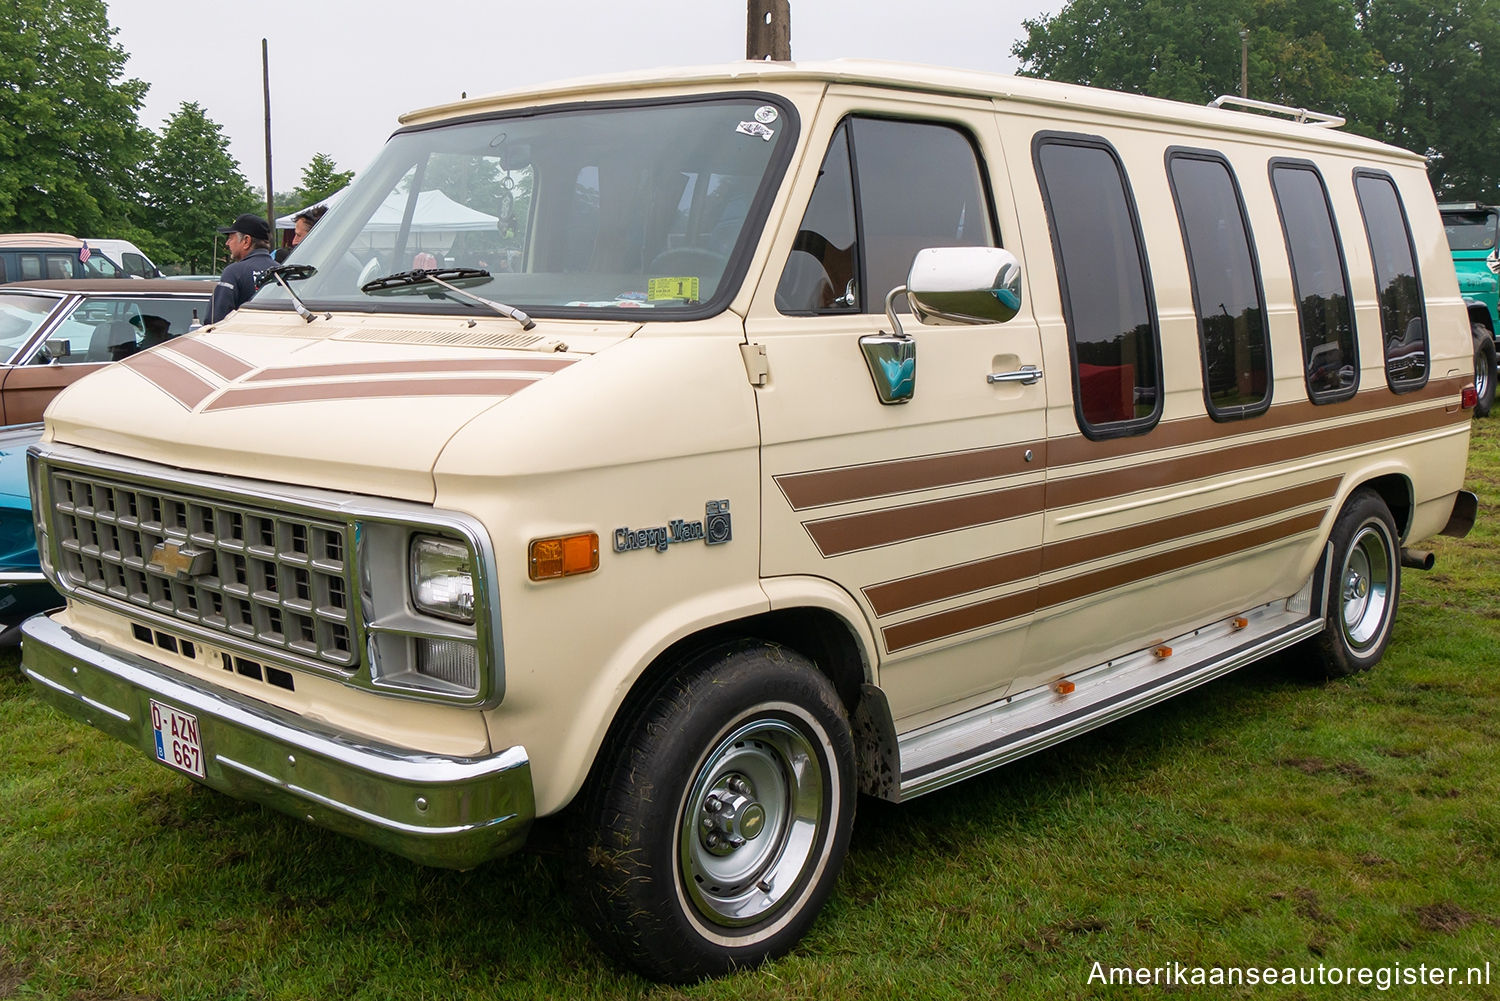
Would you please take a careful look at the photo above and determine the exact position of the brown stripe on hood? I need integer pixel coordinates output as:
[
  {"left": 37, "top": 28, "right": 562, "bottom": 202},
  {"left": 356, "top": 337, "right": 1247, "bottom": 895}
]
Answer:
[
  {"left": 160, "top": 337, "right": 253, "bottom": 380},
  {"left": 203, "top": 376, "right": 538, "bottom": 412},
  {"left": 247, "top": 357, "right": 574, "bottom": 382},
  {"left": 882, "top": 510, "right": 1324, "bottom": 653},
  {"left": 122, "top": 352, "right": 217, "bottom": 410}
]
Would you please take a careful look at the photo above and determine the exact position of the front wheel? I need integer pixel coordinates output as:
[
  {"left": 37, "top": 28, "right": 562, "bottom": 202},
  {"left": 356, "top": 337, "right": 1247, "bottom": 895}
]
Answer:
[
  {"left": 1308, "top": 489, "right": 1401, "bottom": 678},
  {"left": 570, "top": 641, "right": 856, "bottom": 982}
]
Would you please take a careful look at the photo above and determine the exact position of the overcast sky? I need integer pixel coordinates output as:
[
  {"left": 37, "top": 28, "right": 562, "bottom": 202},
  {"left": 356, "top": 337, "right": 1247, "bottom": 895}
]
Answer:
[{"left": 107, "top": 0, "right": 1061, "bottom": 201}]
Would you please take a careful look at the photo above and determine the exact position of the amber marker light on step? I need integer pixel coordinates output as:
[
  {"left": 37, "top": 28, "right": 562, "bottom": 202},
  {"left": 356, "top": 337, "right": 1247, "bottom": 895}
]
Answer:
[
  {"left": 1055, "top": 680, "right": 1075, "bottom": 695},
  {"left": 529, "top": 533, "right": 600, "bottom": 580}
]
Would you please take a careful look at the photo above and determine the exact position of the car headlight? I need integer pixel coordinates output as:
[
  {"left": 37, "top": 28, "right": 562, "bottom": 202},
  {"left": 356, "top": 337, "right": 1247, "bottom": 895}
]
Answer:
[{"left": 410, "top": 535, "right": 475, "bottom": 623}]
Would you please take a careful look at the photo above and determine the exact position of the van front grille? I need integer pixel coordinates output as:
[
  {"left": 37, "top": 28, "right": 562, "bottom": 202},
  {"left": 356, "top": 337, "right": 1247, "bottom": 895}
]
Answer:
[{"left": 45, "top": 468, "right": 356, "bottom": 670}]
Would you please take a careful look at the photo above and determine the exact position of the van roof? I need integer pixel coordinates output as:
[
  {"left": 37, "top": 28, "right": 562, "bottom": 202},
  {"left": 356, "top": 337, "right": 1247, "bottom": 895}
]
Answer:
[
  {"left": 0, "top": 233, "right": 84, "bottom": 248},
  {"left": 0, "top": 279, "right": 215, "bottom": 294},
  {"left": 398, "top": 59, "right": 1421, "bottom": 162}
]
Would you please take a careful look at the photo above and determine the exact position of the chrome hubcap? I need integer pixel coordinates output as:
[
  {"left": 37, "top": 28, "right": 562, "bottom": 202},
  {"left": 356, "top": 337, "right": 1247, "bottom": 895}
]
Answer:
[
  {"left": 679, "top": 716, "right": 825, "bottom": 927},
  {"left": 1340, "top": 523, "right": 1392, "bottom": 651}
]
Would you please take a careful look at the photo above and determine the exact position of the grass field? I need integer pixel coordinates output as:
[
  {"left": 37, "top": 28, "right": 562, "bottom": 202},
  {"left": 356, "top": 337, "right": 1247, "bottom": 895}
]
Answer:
[{"left": 3, "top": 422, "right": 1498, "bottom": 1000}]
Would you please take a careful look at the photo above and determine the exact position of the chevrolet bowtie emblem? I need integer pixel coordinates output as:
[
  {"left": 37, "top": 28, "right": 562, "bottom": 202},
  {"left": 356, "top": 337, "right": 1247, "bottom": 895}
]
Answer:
[{"left": 147, "top": 540, "right": 213, "bottom": 580}]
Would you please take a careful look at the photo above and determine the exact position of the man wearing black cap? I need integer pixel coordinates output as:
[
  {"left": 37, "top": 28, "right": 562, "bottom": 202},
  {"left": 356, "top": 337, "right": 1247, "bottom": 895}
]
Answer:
[{"left": 207, "top": 213, "right": 275, "bottom": 324}]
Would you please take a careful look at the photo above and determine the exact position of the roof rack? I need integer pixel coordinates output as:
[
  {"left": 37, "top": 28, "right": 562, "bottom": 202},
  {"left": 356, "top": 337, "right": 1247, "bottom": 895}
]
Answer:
[{"left": 1208, "top": 95, "right": 1344, "bottom": 128}]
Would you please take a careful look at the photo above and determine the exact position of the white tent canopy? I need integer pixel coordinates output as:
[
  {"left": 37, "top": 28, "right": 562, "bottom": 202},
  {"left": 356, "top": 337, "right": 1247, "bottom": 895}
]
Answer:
[{"left": 276, "top": 187, "right": 497, "bottom": 232}]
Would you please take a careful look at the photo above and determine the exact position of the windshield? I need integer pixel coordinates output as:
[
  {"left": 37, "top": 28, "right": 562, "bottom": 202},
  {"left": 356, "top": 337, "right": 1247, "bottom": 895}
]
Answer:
[
  {"left": 0, "top": 293, "right": 60, "bottom": 360},
  {"left": 1442, "top": 209, "right": 1499, "bottom": 252},
  {"left": 255, "top": 95, "right": 795, "bottom": 318}
]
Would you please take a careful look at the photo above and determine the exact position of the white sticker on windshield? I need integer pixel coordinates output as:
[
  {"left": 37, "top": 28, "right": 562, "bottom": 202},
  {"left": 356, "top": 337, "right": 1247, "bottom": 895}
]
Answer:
[
  {"left": 736, "top": 121, "right": 775, "bottom": 142},
  {"left": 754, "top": 105, "right": 779, "bottom": 124}
]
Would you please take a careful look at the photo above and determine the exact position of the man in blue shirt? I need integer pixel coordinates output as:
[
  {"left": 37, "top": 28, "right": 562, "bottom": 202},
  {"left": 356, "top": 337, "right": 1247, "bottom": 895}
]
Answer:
[{"left": 207, "top": 214, "right": 275, "bottom": 323}]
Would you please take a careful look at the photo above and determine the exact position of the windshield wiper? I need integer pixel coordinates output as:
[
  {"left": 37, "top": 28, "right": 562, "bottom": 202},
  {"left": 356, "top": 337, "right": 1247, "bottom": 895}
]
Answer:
[
  {"left": 359, "top": 267, "right": 535, "bottom": 330},
  {"left": 261, "top": 264, "right": 323, "bottom": 323}
]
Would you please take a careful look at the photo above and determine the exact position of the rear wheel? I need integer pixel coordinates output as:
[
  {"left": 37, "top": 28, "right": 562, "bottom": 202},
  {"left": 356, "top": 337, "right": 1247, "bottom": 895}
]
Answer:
[
  {"left": 1309, "top": 489, "right": 1401, "bottom": 678},
  {"left": 570, "top": 641, "right": 855, "bottom": 983},
  {"left": 1472, "top": 324, "right": 1495, "bottom": 418}
]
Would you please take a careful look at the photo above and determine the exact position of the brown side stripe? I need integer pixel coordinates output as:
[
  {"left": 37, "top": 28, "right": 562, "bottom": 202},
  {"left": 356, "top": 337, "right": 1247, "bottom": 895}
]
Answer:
[
  {"left": 202, "top": 376, "right": 537, "bottom": 412},
  {"left": 123, "top": 352, "right": 216, "bottom": 410},
  {"left": 810, "top": 405, "right": 1445, "bottom": 558},
  {"left": 775, "top": 376, "right": 1466, "bottom": 510},
  {"left": 247, "top": 357, "right": 574, "bottom": 382},
  {"left": 804, "top": 483, "right": 1046, "bottom": 558},
  {"left": 862, "top": 477, "right": 1341, "bottom": 617},
  {"left": 882, "top": 510, "right": 1325, "bottom": 653},
  {"left": 1048, "top": 375, "right": 1466, "bottom": 467},
  {"left": 161, "top": 337, "right": 253, "bottom": 380},
  {"left": 1046, "top": 405, "right": 1455, "bottom": 510},
  {"left": 776, "top": 441, "right": 1048, "bottom": 511}
]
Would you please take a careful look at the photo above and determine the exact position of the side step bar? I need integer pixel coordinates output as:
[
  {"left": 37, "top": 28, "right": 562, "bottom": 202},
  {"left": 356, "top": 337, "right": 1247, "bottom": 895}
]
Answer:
[{"left": 895, "top": 563, "right": 1330, "bottom": 801}]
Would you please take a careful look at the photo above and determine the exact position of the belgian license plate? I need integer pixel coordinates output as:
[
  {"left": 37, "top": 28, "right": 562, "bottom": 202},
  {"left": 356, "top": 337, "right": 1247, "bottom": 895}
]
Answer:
[{"left": 150, "top": 700, "right": 205, "bottom": 779}]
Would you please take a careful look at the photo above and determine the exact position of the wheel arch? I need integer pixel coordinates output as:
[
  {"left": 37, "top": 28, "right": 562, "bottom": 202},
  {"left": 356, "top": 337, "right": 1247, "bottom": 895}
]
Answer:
[
  {"left": 1352, "top": 472, "right": 1414, "bottom": 540},
  {"left": 573, "top": 586, "right": 892, "bottom": 812}
]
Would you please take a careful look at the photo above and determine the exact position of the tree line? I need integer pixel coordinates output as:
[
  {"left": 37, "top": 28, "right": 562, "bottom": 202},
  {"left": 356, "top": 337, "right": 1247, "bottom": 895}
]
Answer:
[
  {"left": 0, "top": 0, "right": 353, "bottom": 272},
  {"left": 1012, "top": 0, "right": 1500, "bottom": 201}
]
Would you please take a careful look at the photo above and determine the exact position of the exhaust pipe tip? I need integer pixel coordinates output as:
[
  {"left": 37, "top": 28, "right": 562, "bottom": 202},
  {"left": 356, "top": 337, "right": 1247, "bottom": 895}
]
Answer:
[{"left": 1401, "top": 548, "right": 1435, "bottom": 571}]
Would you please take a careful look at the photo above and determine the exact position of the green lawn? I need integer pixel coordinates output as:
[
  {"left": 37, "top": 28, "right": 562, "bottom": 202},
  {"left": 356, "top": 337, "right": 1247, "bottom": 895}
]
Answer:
[{"left": 3, "top": 422, "right": 1498, "bottom": 1000}]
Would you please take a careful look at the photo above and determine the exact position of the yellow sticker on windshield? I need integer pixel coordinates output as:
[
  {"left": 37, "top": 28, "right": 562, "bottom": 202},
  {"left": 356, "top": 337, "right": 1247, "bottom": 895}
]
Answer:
[{"left": 648, "top": 276, "right": 700, "bottom": 301}]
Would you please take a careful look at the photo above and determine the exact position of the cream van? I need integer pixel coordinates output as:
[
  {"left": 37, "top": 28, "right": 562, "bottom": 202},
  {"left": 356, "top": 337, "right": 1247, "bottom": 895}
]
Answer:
[{"left": 20, "top": 62, "right": 1477, "bottom": 980}]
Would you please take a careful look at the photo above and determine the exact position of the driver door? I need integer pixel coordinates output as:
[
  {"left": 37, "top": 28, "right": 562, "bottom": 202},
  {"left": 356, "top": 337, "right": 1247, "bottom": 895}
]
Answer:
[{"left": 748, "top": 98, "right": 1048, "bottom": 726}]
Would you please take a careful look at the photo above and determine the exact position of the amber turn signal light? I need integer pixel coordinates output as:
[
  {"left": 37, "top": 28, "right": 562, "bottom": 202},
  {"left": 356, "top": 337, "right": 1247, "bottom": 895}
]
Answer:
[{"left": 529, "top": 533, "right": 599, "bottom": 580}]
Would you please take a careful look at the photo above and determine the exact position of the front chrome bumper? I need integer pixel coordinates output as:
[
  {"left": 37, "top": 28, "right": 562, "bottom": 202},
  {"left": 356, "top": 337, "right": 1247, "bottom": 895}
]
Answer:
[{"left": 21, "top": 613, "right": 534, "bottom": 869}]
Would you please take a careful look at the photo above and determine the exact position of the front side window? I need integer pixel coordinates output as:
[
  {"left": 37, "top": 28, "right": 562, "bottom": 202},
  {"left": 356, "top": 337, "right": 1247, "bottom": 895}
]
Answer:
[
  {"left": 1035, "top": 134, "right": 1162, "bottom": 436},
  {"left": 1355, "top": 171, "right": 1427, "bottom": 391},
  {"left": 1271, "top": 162, "right": 1357, "bottom": 402},
  {"left": 776, "top": 116, "right": 995, "bottom": 314},
  {"left": 1168, "top": 150, "right": 1270, "bottom": 419},
  {"left": 254, "top": 95, "right": 796, "bottom": 319},
  {"left": 42, "top": 296, "right": 203, "bottom": 364}
]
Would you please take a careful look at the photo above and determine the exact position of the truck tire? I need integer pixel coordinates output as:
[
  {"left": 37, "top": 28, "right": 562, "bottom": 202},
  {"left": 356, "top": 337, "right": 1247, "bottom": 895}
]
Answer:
[
  {"left": 1308, "top": 489, "right": 1401, "bottom": 678},
  {"left": 570, "top": 640, "right": 856, "bottom": 982},
  {"left": 1473, "top": 324, "right": 1495, "bottom": 418}
]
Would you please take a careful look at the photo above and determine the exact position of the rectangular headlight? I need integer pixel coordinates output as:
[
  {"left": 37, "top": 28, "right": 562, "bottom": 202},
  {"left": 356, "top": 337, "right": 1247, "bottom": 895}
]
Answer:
[{"left": 410, "top": 535, "right": 475, "bottom": 623}]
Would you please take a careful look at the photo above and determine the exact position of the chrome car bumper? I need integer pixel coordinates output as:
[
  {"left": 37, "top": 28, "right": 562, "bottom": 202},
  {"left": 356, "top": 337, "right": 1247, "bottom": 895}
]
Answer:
[{"left": 20, "top": 614, "right": 534, "bottom": 869}]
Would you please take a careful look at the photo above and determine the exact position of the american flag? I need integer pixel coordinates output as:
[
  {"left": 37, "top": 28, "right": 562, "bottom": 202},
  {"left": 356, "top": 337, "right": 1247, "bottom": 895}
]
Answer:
[{"left": 78, "top": 241, "right": 91, "bottom": 263}]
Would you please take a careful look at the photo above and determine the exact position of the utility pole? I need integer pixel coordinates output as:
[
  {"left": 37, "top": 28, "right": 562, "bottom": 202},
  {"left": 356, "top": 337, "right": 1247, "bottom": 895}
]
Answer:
[
  {"left": 1239, "top": 28, "right": 1249, "bottom": 99},
  {"left": 263, "top": 39, "right": 274, "bottom": 230},
  {"left": 747, "top": 0, "right": 791, "bottom": 61}
]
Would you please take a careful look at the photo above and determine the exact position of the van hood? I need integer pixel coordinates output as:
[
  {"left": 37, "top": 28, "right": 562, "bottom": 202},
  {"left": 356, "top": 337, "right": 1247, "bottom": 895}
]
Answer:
[{"left": 43, "top": 310, "right": 636, "bottom": 503}]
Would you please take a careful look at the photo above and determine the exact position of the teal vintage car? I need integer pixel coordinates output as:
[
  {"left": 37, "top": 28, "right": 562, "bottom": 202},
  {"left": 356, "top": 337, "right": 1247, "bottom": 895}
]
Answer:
[
  {"left": 1439, "top": 202, "right": 1500, "bottom": 417},
  {"left": 0, "top": 422, "right": 50, "bottom": 642}
]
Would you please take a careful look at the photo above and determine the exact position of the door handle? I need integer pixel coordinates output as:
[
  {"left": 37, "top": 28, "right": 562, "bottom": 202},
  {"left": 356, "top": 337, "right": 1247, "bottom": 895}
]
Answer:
[{"left": 988, "top": 365, "right": 1043, "bottom": 386}]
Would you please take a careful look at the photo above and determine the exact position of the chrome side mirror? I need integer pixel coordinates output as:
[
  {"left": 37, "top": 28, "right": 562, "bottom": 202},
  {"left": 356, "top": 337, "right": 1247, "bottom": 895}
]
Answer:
[{"left": 906, "top": 246, "right": 1023, "bottom": 325}]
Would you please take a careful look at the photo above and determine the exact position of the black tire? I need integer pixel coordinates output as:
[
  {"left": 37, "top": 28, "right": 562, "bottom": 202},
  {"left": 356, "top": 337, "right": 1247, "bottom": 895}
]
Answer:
[
  {"left": 1472, "top": 324, "right": 1495, "bottom": 418},
  {"left": 1309, "top": 489, "right": 1401, "bottom": 678},
  {"left": 570, "top": 640, "right": 855, "bottom": 983}
]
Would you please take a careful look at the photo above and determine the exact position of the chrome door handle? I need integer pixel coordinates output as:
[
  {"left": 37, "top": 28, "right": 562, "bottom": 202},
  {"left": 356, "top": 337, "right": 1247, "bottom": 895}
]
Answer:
[{"left": 988, "top": 365, "right": 1043, "bottom": 386}]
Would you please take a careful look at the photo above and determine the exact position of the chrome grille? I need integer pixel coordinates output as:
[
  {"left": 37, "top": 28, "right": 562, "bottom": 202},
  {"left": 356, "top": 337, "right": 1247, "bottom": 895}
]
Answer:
[{"left": 46, "top": 468, "right": 356, "bottom": 670}]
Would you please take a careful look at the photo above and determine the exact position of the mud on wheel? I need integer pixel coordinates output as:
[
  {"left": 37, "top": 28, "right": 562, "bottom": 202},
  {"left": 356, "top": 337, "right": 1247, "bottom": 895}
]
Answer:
[
  {"left": 1309, "top": 488, "right": 1401, "bottom": 678},
  {"left": 569, "top": 640, "right": 856, "bottom": 983}
]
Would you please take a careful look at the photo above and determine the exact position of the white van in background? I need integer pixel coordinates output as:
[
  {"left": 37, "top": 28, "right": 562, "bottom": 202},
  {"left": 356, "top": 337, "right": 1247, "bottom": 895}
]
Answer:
[{"left": 83, "top": 239, "right": 160, "bottom": 279}]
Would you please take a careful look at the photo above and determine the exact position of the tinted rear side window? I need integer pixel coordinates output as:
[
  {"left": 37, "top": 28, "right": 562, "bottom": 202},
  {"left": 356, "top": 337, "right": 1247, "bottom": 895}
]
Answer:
[
  {"left": 1354, "top": 170, "right": 1428, "bottom": 392},
  {"left": 1271, "top": 162, "right": 1357, "bottom": 402},
  {"left": 1035, "top": 134, "right": 1162, "bottom": 437},
  {"left": 1168, "top": 150, "right": 1271, "bottom": 419}
]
